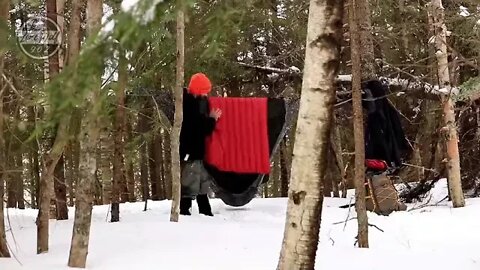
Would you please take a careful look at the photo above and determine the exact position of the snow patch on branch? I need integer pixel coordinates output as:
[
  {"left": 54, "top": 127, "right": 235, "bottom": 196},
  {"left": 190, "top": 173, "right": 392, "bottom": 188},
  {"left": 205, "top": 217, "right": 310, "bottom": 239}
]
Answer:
[
  {"left": 237, "top": 62, "right": 462, "bottom": 96},
  {"left": 381, "top": 77, "right": 460, "bottom": 96},
  {"left": 459, "top": 6, "right": 470, "bottom": 17},
  {"left": 101, "top": 4, "right": 115, "bottom": 35},
  {"left": 121, "top": 0, "right": 140, "bottom": 12},
  {"left": 121, "top": 0, "right": 164, "bottom": 24}
]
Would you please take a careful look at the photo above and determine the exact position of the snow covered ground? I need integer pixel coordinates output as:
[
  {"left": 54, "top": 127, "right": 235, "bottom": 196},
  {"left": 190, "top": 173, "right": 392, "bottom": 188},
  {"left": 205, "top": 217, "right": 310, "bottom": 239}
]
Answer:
[{"left": 1, "top": 179, "right": 479, "bottom": 269}]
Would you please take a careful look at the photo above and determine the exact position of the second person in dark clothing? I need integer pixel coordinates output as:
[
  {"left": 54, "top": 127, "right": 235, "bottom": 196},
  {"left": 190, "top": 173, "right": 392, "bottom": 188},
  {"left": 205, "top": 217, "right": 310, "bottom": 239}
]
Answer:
[{"left": 179, "top": 73, "right": 221, "bottom": 216}]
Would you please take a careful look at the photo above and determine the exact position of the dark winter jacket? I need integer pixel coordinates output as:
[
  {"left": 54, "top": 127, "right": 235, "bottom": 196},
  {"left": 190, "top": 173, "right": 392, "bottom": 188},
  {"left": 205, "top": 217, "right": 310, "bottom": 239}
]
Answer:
[
  {"left": 361, "top": 80, "right": 411, "bottom": 168},
  {"left": 179, "top": 88, "right": 216, "bottom": 162}
]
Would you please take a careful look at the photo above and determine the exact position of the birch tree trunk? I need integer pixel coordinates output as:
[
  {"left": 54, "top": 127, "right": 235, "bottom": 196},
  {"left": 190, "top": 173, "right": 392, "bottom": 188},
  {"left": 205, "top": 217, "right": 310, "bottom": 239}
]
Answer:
[
  {"left": 111, "top": 49, "right": 127, "bottom": 222},
  {"left": 68, "top": 0, "right": 103, "bottom": 267},
  {"left": 0, "top": 0, "right": 11, "bottom": 257},
  {"left": 429, "top": 0, "right": 465, "bottom": 208},
  {"left": 277, "top": 1, "right": 344, "bottom": 269},
  {"left": 349, "top": 0, "right": 369, "bottom": 248},
  {"left": 170, "top": 1, "right": 185, "bottom": 222}
]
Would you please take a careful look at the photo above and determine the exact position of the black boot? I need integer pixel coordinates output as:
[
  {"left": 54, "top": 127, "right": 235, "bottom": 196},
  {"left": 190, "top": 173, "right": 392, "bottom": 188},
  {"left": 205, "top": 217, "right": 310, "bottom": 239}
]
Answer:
[
  {"left": 180, "top": 197, "right": 192, "bottom": 216},
  {"left": 196, "top": 194, "right": 213, "bottom": 216}
]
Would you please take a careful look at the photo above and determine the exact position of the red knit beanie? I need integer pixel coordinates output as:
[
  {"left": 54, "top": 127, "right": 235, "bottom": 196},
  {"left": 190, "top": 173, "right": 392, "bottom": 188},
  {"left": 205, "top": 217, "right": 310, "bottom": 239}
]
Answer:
[{"left": 188, "top": 73, "right": 212, "bottom": 95}]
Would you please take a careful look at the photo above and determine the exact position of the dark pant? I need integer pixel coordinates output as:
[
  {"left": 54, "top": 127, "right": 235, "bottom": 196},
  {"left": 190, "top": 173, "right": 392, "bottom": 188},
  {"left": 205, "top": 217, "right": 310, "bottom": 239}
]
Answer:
[
  {"left": 180, "top": 160, "right": 213, "bottom": 216},
  {"left": 181, "top": 160, "right": 212, "bottom": 199}
]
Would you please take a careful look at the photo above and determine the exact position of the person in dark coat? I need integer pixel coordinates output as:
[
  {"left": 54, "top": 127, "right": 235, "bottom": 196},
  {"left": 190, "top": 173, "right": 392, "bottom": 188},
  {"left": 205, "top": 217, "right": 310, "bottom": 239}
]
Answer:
[
  {"left": 179, "top": 73, "right": 221, "bottom": 216},
  {"left": 362, "top": 79, "right": 412, "bottom": 170}
]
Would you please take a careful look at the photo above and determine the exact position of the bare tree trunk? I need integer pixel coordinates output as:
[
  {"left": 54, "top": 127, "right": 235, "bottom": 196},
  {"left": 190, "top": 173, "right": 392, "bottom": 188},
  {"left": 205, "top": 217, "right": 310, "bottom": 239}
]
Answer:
[
  {"left": 277, "top": 1, "right": 343, "bottom": 269},
  {"left": 54, "top": 155, "right": 68, "bottom": 220},
  {"left": 429, "top": 0, "right": 465, "bottom": 208},
  {"left": 356, "top": 0, "right": 375, "bottom": 79},
  {"left": 398, "top": 0, "right": 408, "bottom": 58},
  {"left": 126, "top": 119, "right": 136, "bottom": 202},
  {"left": 7, "top": 99, "right": 23, "bottom": 209},
  {"left": 279, "top": 140, "right": 290, "bottom": 197},
  {"left": 138, "top": 107, "right": 150, "bottom": 201},
  {"left": 6, "top": 120, "right": 16, "bottom": 208},
  {"left": 65, "top": 112, "right": 83, "bottom": 207},
  {"left": 27, "top": 106, "right": 40, "bottom": 208},
  {"left": 15, "top": 152, "right": 25, "bottom": 209},
  {"left": 322, "top": 153, "right": 333, "bottom": 197},
  {"left": 272, "top": 151, "right": 281, "bottom": 197},
  {"left": 170, "top": 3, "right": 185, "bottom": 222},
  {"left": 37, "top": 0, "right": 67, "bottom": 253},
  {"left": 350, "top": 0, "right": 369, "bottom": 248},
  {"left": 140, "top": 141, "right": 149, "bottom": 200},
  {"left": 68, "top": 0, "right": 103, "bottom": 267},
  {"left": 0, "top": 0, "right": 11, "bottom": 257},
  {"left": 100, "top": 134, "right": 112, "bottom": 205},
  {"left": 65, "top": 143, "right": 75, "bottom": 206},
  {"left": 111, "top": 49, "right": 127, "bottom": 222},
  {"left": 6, "top": 161, "right": 16, "bottom": 208},
  {"left": 57, "top": 0, "right": 66, "bottom": 71},
  {"left": 163, "top": 132, "right": 173, "bottom": 199},
  {"left": 148, "top": 135, "right": 159, "bottom": 200},
  {"left": 330, "top": 113, "right": 347, "bottom": 197},
  {"left": 154, "top": 134, "right": 165, "bottom": 200}
]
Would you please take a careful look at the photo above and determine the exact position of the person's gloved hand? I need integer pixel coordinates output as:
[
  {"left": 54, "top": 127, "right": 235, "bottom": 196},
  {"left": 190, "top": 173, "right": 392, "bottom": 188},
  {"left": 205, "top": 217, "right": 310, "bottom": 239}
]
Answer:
[{"left": 209, "top": 108, "right": 222, "bottom": 121}]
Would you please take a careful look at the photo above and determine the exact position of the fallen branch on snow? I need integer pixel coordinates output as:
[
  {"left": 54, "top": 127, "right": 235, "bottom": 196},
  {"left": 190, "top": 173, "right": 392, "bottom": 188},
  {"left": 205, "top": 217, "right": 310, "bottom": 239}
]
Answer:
[{"left": 332, "top": 217, "right": 385, "bottom": 233}]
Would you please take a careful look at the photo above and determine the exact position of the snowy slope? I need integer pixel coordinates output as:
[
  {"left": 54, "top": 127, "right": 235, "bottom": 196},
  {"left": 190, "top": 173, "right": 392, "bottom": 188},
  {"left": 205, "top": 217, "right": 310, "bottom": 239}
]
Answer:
[{"left": 1, "top": 179, "right": 479, "bottom": 270}]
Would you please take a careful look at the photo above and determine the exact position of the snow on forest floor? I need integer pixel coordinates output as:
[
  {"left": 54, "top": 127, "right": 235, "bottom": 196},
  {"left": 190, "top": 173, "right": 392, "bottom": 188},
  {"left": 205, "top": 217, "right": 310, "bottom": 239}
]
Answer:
[{"left": 1, "top": 179, "right": 479, "bottom": 270}]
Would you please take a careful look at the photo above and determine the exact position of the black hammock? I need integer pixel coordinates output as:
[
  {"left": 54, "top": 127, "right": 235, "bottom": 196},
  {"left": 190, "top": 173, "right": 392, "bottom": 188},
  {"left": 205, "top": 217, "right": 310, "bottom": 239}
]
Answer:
[{"left": 155, "top": 90, "right": 293, "bottom": 207}]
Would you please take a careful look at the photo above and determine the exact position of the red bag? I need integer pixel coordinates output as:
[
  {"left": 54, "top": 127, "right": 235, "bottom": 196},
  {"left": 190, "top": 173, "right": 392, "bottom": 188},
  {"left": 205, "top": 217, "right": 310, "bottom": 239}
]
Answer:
[{"left": 365, "top": 159, "right": 388, "bottom": 171}]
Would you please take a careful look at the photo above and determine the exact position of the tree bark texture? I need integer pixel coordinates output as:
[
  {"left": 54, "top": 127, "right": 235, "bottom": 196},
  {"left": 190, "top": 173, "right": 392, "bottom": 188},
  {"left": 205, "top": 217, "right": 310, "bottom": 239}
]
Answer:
[
  {"left": 65, "top": 143, "right": 75, "bottom": 206},
  {"left": 349, "top": 0, "right": 369, "bottom": 248},
  {"left": 6, "top": 92, "right": 25, "bottom": 210},
  {"left": 68, "top": 0, "right": 103, "bottom": 267},
  {"left": 15, "top": 152, "right": 25, "bottom": 209},
  {"left": 111, "top": 49, "right": 127, "bottom": 221},
  {"left": 330, "top": 114, "right": 345, "bottom": 197},
  {"left": 163, "top": 132, "right": 173, "bottom": 199},
  {"left": 170, "top": 4, "right": 185, "bottom": 222},
  {"left": 0, "top": 0, "right": 11, "bottom": 257},
  {"left": 279, "top": 140, "right": 290, "bottom": 197},
  {"left": 27, "top": 106, "right": 40, "bottom": 209},
  {"left": 355, "top": 0, "right": 376, "bottom": 79},
  {"left": 148, "top": 135, "right": 159, "bottom": 201},
  {"left": 138, "top": 106, "right": 150, "bottom": 201},
  {"left": 126, "top": 119, "right": 136, "bottom": 202},
  {"left": 429, "top": 0, "right": 465, "bottom": 208},
  {"left": 37, "top": 0, "right": 70, "bottom": 254},
  {"left": 277, "top": 1, "right": 344, "bottom": 269},
  {"left": 54, "top": 155, "right": 68, "bottom": 220},
  {"left": 154, "top": 133, "right": 166, "bottom": 200}
]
